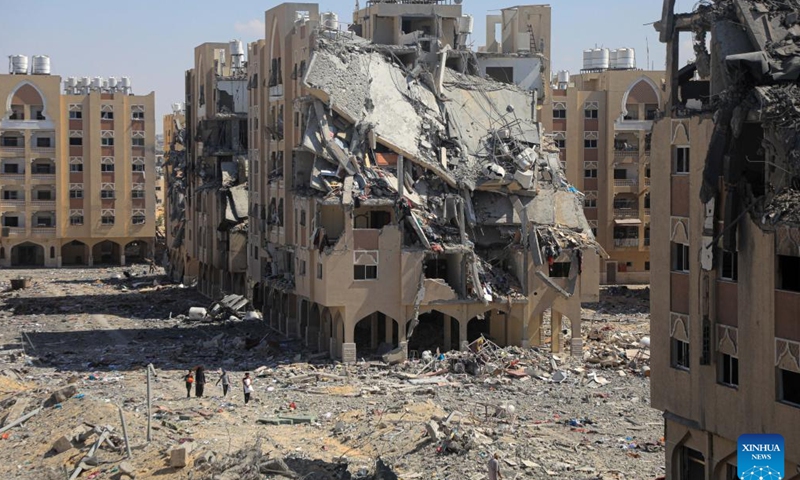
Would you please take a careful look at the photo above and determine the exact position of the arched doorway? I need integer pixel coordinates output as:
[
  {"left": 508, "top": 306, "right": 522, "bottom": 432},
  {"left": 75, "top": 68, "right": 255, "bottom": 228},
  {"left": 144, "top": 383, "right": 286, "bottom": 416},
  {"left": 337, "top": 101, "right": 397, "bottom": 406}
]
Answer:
[
  {"left": 466, "top": 313, "right": 492, "bottom": 344},
  {"left": 354, "top": 312, "right": 400, "bottom": 358},
  {"left": 405, "top": 310, "right": 457, "bottom": 356},
  {"left": 11, "top": 242, "right": 44, "bottom": 266},
  {"left": 124, "top": 240, "right": 148, "bottom": 264},
  {"left": 92, "top": 241, "right": 120, "bottom": 265},
  {"left": 62, "top": 240, "right": 89, "bottom": 266}
]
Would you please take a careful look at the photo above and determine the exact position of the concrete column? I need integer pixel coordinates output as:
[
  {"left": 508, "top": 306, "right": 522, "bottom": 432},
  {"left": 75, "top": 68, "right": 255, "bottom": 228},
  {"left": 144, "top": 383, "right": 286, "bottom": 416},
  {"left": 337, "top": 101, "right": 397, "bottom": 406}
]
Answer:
[
  {"left": 119, "top": 254, "right": 125, "bottom": 266},
  {"left": 569, "top": 309, "right": 583, "bottom": 358},
  {"left": 552, "top": 310, "right": 562, "bottom": 353},
  {"left": 443, "top": 315, "right": 452, "bottom": 351},
  {"left": 459, "top": 319, "right": 468, "bottom": 351},
  {"left": 57, "top": 256, "right": 62, "bottom": 268},
  {"left": 342, "top": 342, "right": 357, "bottom": 363},
  {"left": 384, "top": 316, "right": 393, "bottom": 345},
  {"left": 370, "top": 313, "right": 379, "bottom": 350}
]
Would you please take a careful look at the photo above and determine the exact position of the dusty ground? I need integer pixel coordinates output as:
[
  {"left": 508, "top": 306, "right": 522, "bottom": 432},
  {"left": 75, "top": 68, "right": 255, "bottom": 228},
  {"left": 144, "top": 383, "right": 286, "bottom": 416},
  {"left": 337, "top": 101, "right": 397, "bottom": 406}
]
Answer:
[{"left": 0, "top": 267, "right": 662, "bottom": 479}]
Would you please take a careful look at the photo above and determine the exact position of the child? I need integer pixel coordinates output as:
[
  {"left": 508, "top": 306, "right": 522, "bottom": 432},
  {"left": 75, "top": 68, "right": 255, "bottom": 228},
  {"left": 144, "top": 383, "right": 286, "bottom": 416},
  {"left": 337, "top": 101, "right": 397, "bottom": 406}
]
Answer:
[
  {"left": 183, "top": 369, "right": 194, "bottom": 398},
  {"left": 242, "top": 372, "right": 253, "bottom": 404}
]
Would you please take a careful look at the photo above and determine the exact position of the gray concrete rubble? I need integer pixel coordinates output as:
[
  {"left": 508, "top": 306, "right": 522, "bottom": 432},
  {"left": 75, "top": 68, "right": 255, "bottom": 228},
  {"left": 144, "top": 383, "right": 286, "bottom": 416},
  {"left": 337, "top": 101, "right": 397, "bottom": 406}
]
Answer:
[{"left": 299, "top": 32, "right": 600, "bottom": 304}]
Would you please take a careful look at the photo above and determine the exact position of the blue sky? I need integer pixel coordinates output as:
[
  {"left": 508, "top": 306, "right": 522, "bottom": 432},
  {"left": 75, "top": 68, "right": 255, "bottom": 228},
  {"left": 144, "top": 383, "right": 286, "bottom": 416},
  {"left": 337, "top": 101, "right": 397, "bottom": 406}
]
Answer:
[{"left": 0, "top": 0, "right": 697, "bottom": 131}]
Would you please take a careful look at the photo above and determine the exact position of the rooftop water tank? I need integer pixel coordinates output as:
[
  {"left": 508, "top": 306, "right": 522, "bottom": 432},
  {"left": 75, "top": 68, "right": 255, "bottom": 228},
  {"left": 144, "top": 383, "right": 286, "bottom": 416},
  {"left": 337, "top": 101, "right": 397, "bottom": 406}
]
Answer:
[
  {"left": 31, "top": 55, "right": 50, "bottom": 75},
  {"left": 229, "top": 39, "right": 245, "bottom": 57},
  {"left": 91, "top": 76, "right": 102, "bottom": 90},
  {"left": 592, "top": 48, "right": 609, "bottom": 70},
  {"left": 322, "top": 12, "right": 339, "bottom": 30},
  {"left": 557, "top": 70, "right": 570, "bottom": 84},
  {"left": 458, "top": 14, "right": 474, "bottom": 35},
  {"left": 107, "top": 77, "right": 118, "bottom": 89},
  {"left": 616, "top": 48, "right": 636, "bottom": 69},
  {"left": 66, "top": 77, "right": 77, "bottom": 88},
  {"left": 582, "top": 50, "right": 593, "bottom": 70},
  {"left": 609, "top": 49, "right": 619, "bottom": 69},
  {"left": 516, "top": 32, "right": 531, "bottom": 53},
  {"left": 9, "top": 55, "right": 28, "bottom": 74}
]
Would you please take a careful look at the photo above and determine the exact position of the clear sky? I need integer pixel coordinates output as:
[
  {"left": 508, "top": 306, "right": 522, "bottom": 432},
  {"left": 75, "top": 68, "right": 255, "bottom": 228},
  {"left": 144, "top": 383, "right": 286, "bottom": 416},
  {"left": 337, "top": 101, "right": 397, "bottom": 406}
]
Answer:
[{"left": 0, "top": 0, "right": 697, "bottom": 131}]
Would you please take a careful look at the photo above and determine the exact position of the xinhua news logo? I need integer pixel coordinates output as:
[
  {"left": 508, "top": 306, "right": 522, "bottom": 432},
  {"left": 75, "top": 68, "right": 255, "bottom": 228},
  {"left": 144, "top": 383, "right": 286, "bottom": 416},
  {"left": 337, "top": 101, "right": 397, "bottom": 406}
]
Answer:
[{"left": 738, "top": 434, "right": 785, "bottom": 480}]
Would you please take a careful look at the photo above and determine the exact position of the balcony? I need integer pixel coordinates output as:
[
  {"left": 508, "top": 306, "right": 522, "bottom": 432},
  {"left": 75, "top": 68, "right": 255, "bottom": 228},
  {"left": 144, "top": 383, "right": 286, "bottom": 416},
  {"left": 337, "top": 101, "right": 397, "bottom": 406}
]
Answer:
[
  {"left": 0, "top": 146, "right": 24, "bottom": 156},
  {"left": 2, "top": 227, "right": 25, "bottom": 237},
  {"left": 614, "top": 238, "right": 640, "bottom": 248},
  {"left": 32, "top": 144, "right": 55, "bottom": 155},
  {"left": 31, "top": 200, "right": 56, "bottom": 208},
  {"left": 614, "top": 148, "right": 639, "bottom": 160},
  {"left": 645, "top": 177, "right": 651, "bottom": 186},
  {"left": 614, "top": 208, "right": 640, "bottom": 218},
  {"left": 0, "top": 174, "right": 24, "bottom": 183},
  {"left": 31, "top": 227, "right": 55, "bottom": 235},
  {"left": 0, "top": 198, "right": 25, "bottom": 208},
  {"left": 269, "top": 84, "right": 284, "bottom": 99}
]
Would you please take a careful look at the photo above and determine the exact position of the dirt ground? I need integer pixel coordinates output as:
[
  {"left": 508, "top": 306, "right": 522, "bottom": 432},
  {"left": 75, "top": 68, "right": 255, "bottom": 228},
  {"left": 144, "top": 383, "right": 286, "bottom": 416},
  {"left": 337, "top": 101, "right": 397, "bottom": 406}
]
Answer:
[{"left": 0, "top": 267, "right": 663, "bottom": 479}]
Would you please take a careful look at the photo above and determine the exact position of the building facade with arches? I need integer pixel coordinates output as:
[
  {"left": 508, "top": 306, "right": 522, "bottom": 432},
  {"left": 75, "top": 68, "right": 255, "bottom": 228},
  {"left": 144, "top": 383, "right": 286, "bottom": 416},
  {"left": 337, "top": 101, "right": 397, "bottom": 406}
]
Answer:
[
  {"left": 0, "top": 65, "right": 156, "bottom": 267},
  {"left": 548, "top": 69, "right": 665, "bottom": 285}
]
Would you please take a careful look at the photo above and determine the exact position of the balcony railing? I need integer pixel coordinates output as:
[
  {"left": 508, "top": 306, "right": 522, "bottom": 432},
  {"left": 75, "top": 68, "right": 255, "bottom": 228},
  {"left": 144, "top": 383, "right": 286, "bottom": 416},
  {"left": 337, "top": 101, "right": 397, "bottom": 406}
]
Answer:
[
  {"left": 31, "top": 226, "right": 55, "bottom": 235},
  {"left": 2, "top": 227, "right": 25, "bottom": 237},
  {"left": 614, "top": 238, "right": 639, "bottom": 248},
  {"left": 614, "top": 179, "right": 638, "bottom": 187},
  {"left": 0, "top": 146, "right": 25, "bottom": 155},
  {"left": 31, "top": 200, "right": 56, "bottom": 207},
  {"left": 0, "top": 199, "right": 25, "bottom": 206},
  {"left": 0, "top": 174, "right": 25, "bottom": 182},
  {"left": 645, "top": 178, "right": 651, "bottom": 186},
  {"left": 32, "top": 145, "right": 55, "bottom": 153},
  {"left": 614, "top": 208, "right": 640, "bottom": 218},
  {"left": 31, "top": 172, "right": 56, "bottom": 179},
  {"left": 644, "top": 208, "right": 651, "bottom": 216}
]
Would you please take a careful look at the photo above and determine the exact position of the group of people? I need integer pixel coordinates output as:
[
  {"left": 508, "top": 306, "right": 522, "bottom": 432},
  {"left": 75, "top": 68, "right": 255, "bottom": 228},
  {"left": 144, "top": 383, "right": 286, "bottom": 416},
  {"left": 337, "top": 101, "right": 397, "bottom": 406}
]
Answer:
[{"left": 183, "top": 367, "right": 254, "bottom": 404}]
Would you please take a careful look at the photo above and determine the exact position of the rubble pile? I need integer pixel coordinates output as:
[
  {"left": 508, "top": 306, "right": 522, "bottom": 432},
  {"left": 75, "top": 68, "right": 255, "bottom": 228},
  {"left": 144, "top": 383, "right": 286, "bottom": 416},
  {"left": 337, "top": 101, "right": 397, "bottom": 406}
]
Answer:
[{"left": 0, "top": 269, "right": 661, "bottom": 479}]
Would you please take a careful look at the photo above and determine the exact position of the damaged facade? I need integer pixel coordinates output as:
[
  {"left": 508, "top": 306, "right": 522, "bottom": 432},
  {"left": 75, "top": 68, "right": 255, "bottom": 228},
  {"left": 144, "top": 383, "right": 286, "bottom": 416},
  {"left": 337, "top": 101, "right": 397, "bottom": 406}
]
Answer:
[
  {"left": 164, "top": 106, "right": 187, "bottom": 280},
  {"left": 174, "top": 43, "right": 249, "bottom": 296},
  {"left": 245, "top": 1, "right": 600, "bottom": 364},
  {"left": 651, "top": 0, "right": 800, "bottom": 476}
]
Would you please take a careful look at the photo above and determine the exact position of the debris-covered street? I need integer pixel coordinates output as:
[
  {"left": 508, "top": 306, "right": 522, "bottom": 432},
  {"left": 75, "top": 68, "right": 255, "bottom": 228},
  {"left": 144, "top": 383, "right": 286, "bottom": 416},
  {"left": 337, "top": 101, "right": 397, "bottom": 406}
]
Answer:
[{"left": 0, "top": 268, "right": 662, "bottom": 479}]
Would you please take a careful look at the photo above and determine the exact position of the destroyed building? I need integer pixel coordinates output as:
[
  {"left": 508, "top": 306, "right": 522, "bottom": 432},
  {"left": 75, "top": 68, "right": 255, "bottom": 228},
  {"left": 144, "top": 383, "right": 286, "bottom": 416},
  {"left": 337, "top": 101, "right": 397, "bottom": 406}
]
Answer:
[
  {"left": 164, "top": 105, "right": 187, "bottom": 280},
  {"left": 176, "top": 42, "right": 249, "bottom": 296},
  {"left": 651, "top": 0, "right": 800, "bottom": 476},
  {"left": 245, "top": 1, "right": 600, "bottom": 363}
]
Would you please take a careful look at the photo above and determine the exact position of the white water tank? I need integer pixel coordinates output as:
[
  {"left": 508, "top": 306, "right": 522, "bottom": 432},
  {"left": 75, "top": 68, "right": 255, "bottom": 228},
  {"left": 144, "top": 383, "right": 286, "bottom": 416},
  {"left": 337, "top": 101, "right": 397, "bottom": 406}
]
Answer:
[
  {"left": 91, "top": 76, "right": 102, "bottom": 90},
  {"left": 617, "top": 48, "right": 636, "bottom": 69},
  {"left": 458, "top": 14, "right": 474, "bottom": 35},
  {"left": 516, "top": 32, "right": 531, "bottom": 53},
  {"left": 592, "top": 48, "right": 609, "bottom": 70},
  {"left": 31, "top": 55, "right": 50, "bottom": 75},
  {"left": 9, "top": 55, "right": 28, "bottom": 74},
  {"left": 121, "top": 76, "right": 131, "bottom": 94},
  {"left": 322, "top": 12, "right": 339, "bottom": 30},
  {"left": 609, "top": 50, "right": 619, "bottom": 69},
  {"left": 107, "top": 77, "right": 118, "bottom": 90},
  {"left": 229, "top": 39, "right": 244, "bottom": 57},
  {"left": 557, "top": 70, "right": 570, "bottom": 84},
  {"left": 582, "top": 50, "right": 593, "bottom": 70}
]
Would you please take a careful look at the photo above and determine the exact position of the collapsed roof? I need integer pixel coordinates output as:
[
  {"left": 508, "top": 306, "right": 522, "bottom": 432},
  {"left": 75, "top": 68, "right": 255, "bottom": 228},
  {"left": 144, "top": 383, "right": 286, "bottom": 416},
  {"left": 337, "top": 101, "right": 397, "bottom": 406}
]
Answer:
[
  {"left": 668, "top": 0, "right": 800, "bottom": 235},
  {"left": 294, "top": 32, "right": 599, "bottom": 300}
]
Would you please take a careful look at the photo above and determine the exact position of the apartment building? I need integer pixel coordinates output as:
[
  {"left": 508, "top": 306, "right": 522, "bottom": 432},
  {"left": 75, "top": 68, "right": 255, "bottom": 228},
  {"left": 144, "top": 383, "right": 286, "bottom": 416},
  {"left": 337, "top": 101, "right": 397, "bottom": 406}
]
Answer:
[
  {"left": 651, "top": 0, "right": 800, "bottom": 477},
  {"left": 163, "top": 108, "right": 187, "bottom": 280},
  {"left": 0, "top": 58, "right": 156, "bottom": 267},
  {"left": 179, "top": 43, "right": 249, "bottom": 297},
  {"left": 246, "top": 1, "right": 599, "bottom": 363},
  {"left": 551, "top": 68, "right": 665, "bottom": 284}
]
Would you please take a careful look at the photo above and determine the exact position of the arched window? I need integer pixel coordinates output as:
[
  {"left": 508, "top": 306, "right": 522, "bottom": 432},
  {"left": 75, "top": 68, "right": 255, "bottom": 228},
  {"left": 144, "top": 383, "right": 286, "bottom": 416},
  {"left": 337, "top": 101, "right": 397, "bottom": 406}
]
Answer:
[{"left": 50, "top": 246, "right": 55, "bottom": 258}]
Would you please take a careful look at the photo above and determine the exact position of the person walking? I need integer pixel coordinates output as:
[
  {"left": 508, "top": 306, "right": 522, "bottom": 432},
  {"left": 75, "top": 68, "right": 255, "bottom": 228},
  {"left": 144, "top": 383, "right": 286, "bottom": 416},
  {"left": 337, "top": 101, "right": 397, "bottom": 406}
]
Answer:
[
  {"left": 242, "top": 372, "right": 253, "bottom": 405},
  {"left": 216, "top": 369, "right": 231, "bottom": 397},
  {"left": 195, "top": 366, "right": 206, "bottom": 398},
  {"left": 487, "top": 452, "right": 502, "bottom": 480},
  {"left": 183, "top": 369, "right": 194, "bottom": 398}
]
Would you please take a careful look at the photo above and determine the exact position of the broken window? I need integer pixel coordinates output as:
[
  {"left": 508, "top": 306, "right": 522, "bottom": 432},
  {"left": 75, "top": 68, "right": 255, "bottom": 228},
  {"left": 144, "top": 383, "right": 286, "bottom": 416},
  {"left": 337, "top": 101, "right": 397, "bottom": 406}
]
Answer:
[
  {"left": 671, "top": 338, "right": 690, "bottom": 370},
  {"left": 101, "top": 111, "right": 114, "bottom": 120},
  {"left": 132, "top": 215, "right": 146, "bottom": 225},
  {"left": 584, "top": 198, "right": 597, "bottom": 208},
  {"left": 718, "top": 353, "right": 738, "bottom": 388},
  {"left": 70, "top": 216, "right": 83, "bottom": 226},
  {"left": 554, "top": 139, "right": 565, "bottom": 149},
  {"left": 549, "top": 262, "right": 570, "bottom": 278},
  {"left": 720, "top": 250, "right": 738, "bottom": 281},
  {"left": 681, "top": 447, "right": 705, "bottom": 480},
  {"left": 584, "top": 168, "right": 597, "bottom": 178},
  {"left": 672, "top": 243, "right": 690, "bottom": 272},
  {"left": 69, "top": 137, "right": 82, "bottom": 146},
  {"left": 3, "top": 216, "right": 19, "bottom": 227},
  {"left": 778, "top": 368, "right": 800, "bottom": 407},
  {"left": 613, "top": 169, "right": 628, "bottom": 180},
  {"left": 424, "top": 257, "right": 448, "bottom": 280},
  {"left": 584, "top": 139, "right": 597, "bottom": 148},
  {"left": 101, "top": 215, "right": 115, "bottom": 225},
  {"left": 778, "top": 255, "right": 800, "bottom": 292},
  {"left": 3, "top": 164, "right": 19, "bottom": 174},
  {"left": 674, "top": 146, "right": 690, "bottom": 174}
]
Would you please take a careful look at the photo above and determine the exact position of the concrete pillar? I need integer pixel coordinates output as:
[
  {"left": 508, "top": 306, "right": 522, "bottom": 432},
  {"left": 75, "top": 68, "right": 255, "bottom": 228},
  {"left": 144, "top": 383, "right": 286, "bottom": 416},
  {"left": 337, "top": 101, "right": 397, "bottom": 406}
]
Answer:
[
  {"left": 370, "top": 313, "right": 379, "bottom": 350},
  {"left": 443, "top": 315, "right": 452, "bottom": 351},
  {"left": 342, "top": 343, "right": 357, "bottom": 363},
  {"left": 384, "top": 316, "right": 393, "bottom": 344},
  {"left": 57, "top": 255, "right": 62, "bottom": 268},
  {"left": 459, "top": 319, "right": 468, "bottom": 351},
  {"left": 119, "top": 254, "right": 126, "bottom": 266},
  {"left": 552, "top": 310, "right": 562, "bottom": 353}
]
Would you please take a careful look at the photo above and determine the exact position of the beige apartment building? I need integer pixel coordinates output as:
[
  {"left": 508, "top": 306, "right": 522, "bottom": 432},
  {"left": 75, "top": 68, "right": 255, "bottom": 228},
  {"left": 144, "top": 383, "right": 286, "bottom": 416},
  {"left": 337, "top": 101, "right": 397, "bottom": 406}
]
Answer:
[
  {"left": 245, "top": 1, "right": 599, "bottom": 363},
  {"left": 651, "top": 0, "right": 800, "bottom": 477},
  {"left": 551, "top": 68, "right": 664, "bottom": 284},
  {"left": 0, "top": 59, "right": 156, "bottom": 267},
  {"left": 177, "top": 43, "right": 249, "bottom": 297}
]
